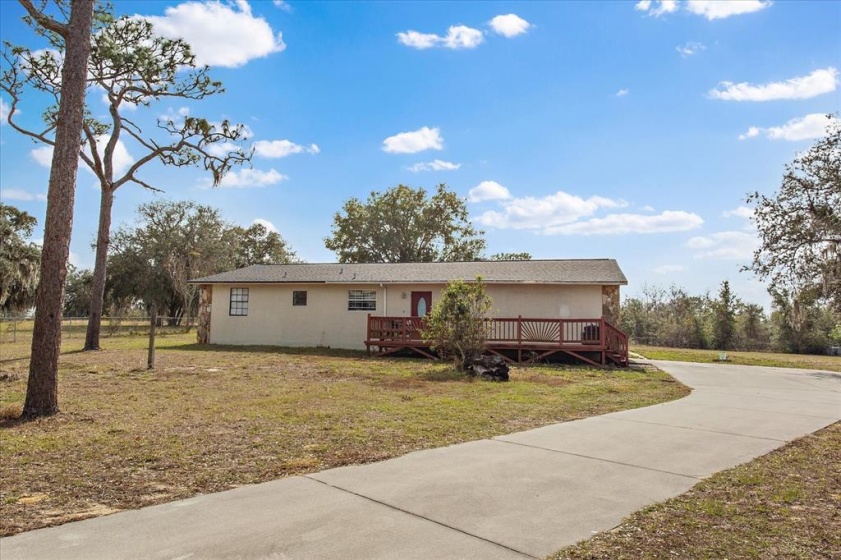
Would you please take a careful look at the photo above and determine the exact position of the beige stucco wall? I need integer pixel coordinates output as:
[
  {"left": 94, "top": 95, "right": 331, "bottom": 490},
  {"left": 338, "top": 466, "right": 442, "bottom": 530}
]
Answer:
[{"left": 209, "top": 282, "right": 607, "bottom": 350}]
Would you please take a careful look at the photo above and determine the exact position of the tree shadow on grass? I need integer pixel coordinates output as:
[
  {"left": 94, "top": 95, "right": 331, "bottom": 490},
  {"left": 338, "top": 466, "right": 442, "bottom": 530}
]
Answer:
[{"left": 167, "top": 342, "right": 375, "bottom": 360}]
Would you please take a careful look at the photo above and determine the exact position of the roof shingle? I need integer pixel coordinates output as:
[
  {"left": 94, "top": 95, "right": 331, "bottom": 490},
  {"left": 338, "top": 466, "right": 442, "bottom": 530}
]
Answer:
[{"left": 190, "top": 259, "right": 627, "bottom": 285}]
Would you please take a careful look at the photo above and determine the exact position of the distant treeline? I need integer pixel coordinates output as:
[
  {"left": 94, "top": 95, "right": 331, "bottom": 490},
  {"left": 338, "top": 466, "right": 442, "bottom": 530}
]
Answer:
[{"left": 620, "top": 282, "right": 840, "bottom": 354}]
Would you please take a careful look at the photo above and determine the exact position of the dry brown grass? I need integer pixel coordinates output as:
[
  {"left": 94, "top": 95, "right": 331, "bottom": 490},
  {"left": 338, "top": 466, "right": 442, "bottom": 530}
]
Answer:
[
  {"left": 551, "top": 422, "right": 841, "bottom": 559},
  {"left": 634, "top": 345, "right": 841, "bottom": 372},
  {"left": 0, "top": 334, "right": 688, "bottom": 536}
]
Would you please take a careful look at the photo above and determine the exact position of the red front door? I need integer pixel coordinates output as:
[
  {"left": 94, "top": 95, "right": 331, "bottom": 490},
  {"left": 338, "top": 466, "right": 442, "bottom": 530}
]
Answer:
[{"left": 411, "top": 291, "right": 432, "bottom": 317}]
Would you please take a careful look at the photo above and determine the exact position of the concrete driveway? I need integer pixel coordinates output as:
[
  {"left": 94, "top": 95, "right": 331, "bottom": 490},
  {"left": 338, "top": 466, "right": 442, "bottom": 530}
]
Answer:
[{"left": 2, "top": 361, "right": 839, "bottom": 559}]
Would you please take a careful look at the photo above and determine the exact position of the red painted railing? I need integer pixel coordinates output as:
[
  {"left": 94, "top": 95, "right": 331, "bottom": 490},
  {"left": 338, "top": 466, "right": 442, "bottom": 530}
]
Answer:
[{"left": 368, "top": 315, "right": 627, "bottom": 357}]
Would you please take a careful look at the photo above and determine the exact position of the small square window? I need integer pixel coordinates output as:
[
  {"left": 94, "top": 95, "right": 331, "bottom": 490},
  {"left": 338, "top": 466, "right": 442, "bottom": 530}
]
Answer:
[
  {"left": 229, "top": 288, "right": 249, "bottom": 316},
  {"left": 293, "top": 290, "right": 307, "bottom": 306},
  {"left": 348, "top": 289, "right": 376, "bottom": 311}
]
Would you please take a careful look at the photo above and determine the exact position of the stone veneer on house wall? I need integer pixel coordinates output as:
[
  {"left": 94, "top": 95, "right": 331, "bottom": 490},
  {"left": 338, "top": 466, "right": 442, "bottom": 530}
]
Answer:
[
  {"left": 197, "top": 284, "right": 212, "bottom": 344},
  {"left": 602, "top": 285, "right": 620, "bottom": 325}
]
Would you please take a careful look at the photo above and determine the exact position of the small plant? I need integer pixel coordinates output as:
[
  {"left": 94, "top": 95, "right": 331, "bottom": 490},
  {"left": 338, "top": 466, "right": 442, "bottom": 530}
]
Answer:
[{"left": 422, "top": 277, "right": 492, "bottom": 371}]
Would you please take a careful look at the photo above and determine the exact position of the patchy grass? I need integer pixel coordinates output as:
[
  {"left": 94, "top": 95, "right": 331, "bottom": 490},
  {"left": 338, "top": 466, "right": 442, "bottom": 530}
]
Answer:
[
  {"left": 633, "top": 345, "right": 841, "bottom": 373},
  {"left": 551, "top": 421, "right": 841, "bottom": 559},
  {"left": 0, "top": 334, "right": 688, "bottom": 536}
]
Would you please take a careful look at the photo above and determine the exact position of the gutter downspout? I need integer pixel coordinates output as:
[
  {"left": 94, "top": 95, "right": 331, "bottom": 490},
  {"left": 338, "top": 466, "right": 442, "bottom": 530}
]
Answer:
[{"left": 380, "top": 283, "right": 387, "bottom": 316}]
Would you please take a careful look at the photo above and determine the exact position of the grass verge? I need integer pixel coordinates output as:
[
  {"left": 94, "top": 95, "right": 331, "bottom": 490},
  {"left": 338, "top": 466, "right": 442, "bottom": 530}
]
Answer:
[
  {"left": 551, "top": 421, "right": 841, "bottom": 559},
  {"left": 634, "top": 345, "right": 841, "bottom": 373},
  {"left": 0, "top": 334, "right": 688, "bottom": 536}
]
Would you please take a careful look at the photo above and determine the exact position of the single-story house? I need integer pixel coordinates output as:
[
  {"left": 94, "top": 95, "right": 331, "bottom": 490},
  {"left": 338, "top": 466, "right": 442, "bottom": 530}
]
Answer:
[{"left": 190, "top": 259, "right": 629, "bottom": 366}]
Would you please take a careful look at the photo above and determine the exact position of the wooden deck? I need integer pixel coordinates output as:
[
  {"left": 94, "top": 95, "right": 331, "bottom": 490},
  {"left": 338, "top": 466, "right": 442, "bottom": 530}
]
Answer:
[{"left": 365, "top": 315, "right": 629, "bottom": 367}]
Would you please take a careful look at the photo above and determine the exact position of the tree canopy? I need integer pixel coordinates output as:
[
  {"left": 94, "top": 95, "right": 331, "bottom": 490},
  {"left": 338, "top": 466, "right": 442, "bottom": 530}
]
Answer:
[
  {"left": 103, "top": 200, "right": 298, "bottom": 321},
  {"left": 0, "top": 203, "right": 41, "bottom": 314},
  {"left": 2, "top": 3, "right": 254, "bottom": 350},
  {"left": 747, "top": 115, "right": 841, "bottom": 310},
  {"left": 325, "top": 184, "right": 486, "bottom": 263}
]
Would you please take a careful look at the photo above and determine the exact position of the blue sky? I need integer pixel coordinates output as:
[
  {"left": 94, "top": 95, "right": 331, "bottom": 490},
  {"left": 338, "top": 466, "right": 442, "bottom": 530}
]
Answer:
[{"left": 1, "top": 0, "right": 839, "bottom": 308}]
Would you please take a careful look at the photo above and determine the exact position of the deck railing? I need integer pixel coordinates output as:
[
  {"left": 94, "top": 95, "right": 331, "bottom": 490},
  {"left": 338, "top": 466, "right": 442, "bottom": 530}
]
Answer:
[{"left": 367, "top": 315, "right": 628, "bottom": 363}]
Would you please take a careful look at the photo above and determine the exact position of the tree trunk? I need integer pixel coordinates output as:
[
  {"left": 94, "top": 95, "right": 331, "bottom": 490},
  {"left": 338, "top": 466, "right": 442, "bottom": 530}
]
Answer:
[
  {"left": 84, "top": 186, "right": 115, "bottom": 350},
  {"left": 23, "top": 0, "right": 95, "bottom": 418},
  {"left": 147, "top": 302, "right": 157, "bottom": 370}
]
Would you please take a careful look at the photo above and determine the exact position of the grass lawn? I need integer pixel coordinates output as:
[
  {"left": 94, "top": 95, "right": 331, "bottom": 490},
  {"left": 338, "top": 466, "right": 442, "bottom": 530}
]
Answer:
[
  {"left": 633, "top": 345, "right": 841, "bottom": 373},
  {"left": 0, "top": 333, "right": 688, "bottom": 536},
  {"left": 551, "top": 421, "right": 841, "bottom": 559}
]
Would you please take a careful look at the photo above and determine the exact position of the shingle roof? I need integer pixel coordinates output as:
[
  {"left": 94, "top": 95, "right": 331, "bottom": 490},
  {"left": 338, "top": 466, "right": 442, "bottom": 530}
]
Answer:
[{"left": 190, "top": 259, "right": 627, "bottom": 285}]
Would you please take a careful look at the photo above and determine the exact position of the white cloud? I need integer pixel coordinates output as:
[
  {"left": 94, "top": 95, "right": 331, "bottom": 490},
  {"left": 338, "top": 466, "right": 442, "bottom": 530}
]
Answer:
[
  {"left": 382, "top": 126, "right": 443, "bottom": 154},
  {"left": 396, "top": 30, "right": 440, "bottom": 50},
  {"left": 216, "top": 168, "right": 287, "bottom": 188},
  {"left": 0, "top": 188, "right": 46, "bottom": 202},
  {"left": 397, "top": 25, "right": 484, "bottom": 50},
  {"left": 738, "top": 126, "right": 761, "bottom": 140},
  {"left": 634, "top": 0, "right": 678, "bottom": 17},
  {"left": 0, "top": 98, "right": 9, "bottom": 123},
  {"left": 686, "top": 0, "right": 772, "bottom": 20},
  {"left": 687, "top": 231, "right": 757, "bottom": 259},
  {"left": 489, "top": 14, "right": 531, "bottom": 37},
  {"left": 143, "top": 1, "right": 286, "bottom": 68},
  {"left": 272, "top": 0, "right": 292, "bottom": 12},
  {"left": 543, "top": 210, "right": 703, "bottom": 236},
  {"left": 616, "top": 88, "right": 629, "bottom": 97},
  {"left": 253, "top": 140, "right": 320, "bottom": 158},
  {"left": 468, "top": 181, "right": 511, "bottom": 203},
  {"left": 654, "top": 265, "right": 684, "bottom": 274},
  {"left": 710, "top": 67, "right": 838, "bottom": 101},
  {"left": 676, "top": 41, "right": 706, "bottom": 57},
  {"left": 640, "top": 205, "right": 655, "bottom": 212},
  {"left": 476, "top": 190, "right": 627, "bottom": 230},
  {"left": 723, "top": 206, "right": 753, "bottom": 219},
  {"left": 443, "top": 25, "right": 484, "bottom": 49},
  {"left": 33, "top": 138, "right": 136, "bottom": 180},
  {"left": 739, "top": 113, "right": 835, "bottom": 141},
  {"left": 30, "top": 146, "right": 53, "bottom": 167},
  {"left": 205, "top": 141, "right": 242, "bottom": 158},
  {"left": 252, "top": 218, "right": 278, "bottom": 232},
  {"left": 406, "top": 159, "right": 461, "bottom": 172}
]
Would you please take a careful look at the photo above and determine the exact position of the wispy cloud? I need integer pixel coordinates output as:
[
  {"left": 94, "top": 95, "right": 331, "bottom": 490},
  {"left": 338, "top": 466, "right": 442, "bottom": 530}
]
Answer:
[
  {"left": 0, "top": 98, "right": 10, "bottom": 123},
  {"left": 653, "top": 264, "right": 684, "bottom": 274},
  {"left": 634, "top": 0, "right": 678, "bottom": 17},
  {"left": 687, "top": 231, "right": 757, "bottom": 260},
  {"left": 213, "top": 168, "right": 287, "bottom": 188},
  {"left": 676, "top": 41, "right": 706, "bottom": 57},
  {"left": 543, "top": 211, "right": 703, "bottom": 236},
  {"left": 723, "top": 206, "right": 753, "bottom": 219},
  {"left": 0, "top": 188, "right": 46, "bottom": 202},
  {"left": 616, "top": 88, "right": 629, "bottom": 97},
  {"left": 254, "top": 139, "right": 319, "bottom": 158},
  {"left": 406, "top": 159, "right": 461, "bottom": 173},
  {"left": 739, "top": 113, "right": 835, "bottom": 141},
  {"left": 382, "top": 126, "right": 443, "bottom": 154},
  {"left": 397, "top": 25, "right": 484, "bottom": 50},
  {"left": 710, "top": 67, "right": 837, "bottom": 101}
]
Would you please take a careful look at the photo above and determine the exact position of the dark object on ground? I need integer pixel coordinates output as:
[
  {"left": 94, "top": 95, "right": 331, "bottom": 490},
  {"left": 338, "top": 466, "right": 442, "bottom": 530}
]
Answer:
[{"left": 466, "top": 354, "right": 510, "bottom": 381}]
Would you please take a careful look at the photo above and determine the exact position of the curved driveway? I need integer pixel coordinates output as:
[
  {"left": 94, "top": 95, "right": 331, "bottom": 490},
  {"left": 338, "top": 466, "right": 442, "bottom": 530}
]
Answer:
[{"left": 3, "top": 361, "right": 839, "bottom": 559}]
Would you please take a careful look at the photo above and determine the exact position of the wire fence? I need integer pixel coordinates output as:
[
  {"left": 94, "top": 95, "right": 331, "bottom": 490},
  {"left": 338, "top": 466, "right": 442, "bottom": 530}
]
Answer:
[{"left": 0, "top": 316, "right": 198, "bottom": 344}]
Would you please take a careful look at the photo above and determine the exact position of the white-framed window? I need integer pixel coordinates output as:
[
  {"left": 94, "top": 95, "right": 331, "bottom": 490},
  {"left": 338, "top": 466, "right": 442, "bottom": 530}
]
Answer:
[
  {"left": 348, "top": 289, "right": 376, "bottom": 311},
  {"left": 293, "top": 290, "right": 307, "bottom": 306},
  {"left": 229, "top": 288, "right": 249, "bottom": 316}
]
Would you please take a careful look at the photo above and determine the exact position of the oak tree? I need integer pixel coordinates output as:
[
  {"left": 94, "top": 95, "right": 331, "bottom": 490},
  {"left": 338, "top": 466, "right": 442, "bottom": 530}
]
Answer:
[
  {"left": 325, "top": 184, "right": 486, "bottom": 263},
  {"left": 747, "top": 115, "right": 840, "bottom": 310},
  {"left": 0, "top": 203, "right": 41, "bottom": 314}
]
